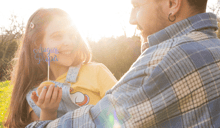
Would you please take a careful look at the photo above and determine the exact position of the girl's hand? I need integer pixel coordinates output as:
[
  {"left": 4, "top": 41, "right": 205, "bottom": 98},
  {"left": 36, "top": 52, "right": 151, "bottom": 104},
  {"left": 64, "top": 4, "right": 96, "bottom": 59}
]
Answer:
[{"left": 31, "top": 84, "right": 62, "bottom": 120}]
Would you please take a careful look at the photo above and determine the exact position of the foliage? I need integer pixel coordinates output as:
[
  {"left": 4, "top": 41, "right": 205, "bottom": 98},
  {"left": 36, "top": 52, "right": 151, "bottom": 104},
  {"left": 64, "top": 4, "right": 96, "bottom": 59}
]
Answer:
[
  {"left": 0, "top": 14, "right": 24, "bottom": 81},
  {"left": 88, "top": 35, "right": 141, "bottom": 80},
  {"left": 207, "top": 2, "right": 220, "bottom": 39},
  {"left": 208, "top": 2, "right": 220, "bottom": 17},
  {"left": 0, "top": 81, "right": 12, "bottom": 128}
]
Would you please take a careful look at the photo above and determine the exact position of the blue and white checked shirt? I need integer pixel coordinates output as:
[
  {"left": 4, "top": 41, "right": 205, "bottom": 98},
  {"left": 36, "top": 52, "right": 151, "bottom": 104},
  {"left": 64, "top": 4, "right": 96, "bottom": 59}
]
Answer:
[{"left": 26, "top": 12, "right": 220, "bottom": 128}]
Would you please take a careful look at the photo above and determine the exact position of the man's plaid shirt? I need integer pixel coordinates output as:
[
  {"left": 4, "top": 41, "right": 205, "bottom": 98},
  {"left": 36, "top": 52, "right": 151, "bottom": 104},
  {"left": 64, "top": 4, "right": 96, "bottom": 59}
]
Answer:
[{"left": 27, "top": 12, "right": 220, "bottom": 128}]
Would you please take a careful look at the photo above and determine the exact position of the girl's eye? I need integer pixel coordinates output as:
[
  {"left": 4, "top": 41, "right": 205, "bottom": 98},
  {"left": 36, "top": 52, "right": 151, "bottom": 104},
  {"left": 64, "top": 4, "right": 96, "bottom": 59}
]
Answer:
[{"left": 53, "top": 34, "right": 63, "bottom": 40}]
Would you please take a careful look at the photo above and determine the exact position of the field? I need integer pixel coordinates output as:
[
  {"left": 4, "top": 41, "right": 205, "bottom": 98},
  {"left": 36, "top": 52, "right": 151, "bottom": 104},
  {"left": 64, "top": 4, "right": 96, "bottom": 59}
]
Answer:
[{"left": 0, "top": 81, "right": 12, "bottom": 128}]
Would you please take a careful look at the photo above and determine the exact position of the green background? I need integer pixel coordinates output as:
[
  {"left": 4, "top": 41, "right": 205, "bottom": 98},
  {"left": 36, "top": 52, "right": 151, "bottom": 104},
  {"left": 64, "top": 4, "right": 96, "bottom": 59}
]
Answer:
[{"left": 0, "top": 81, "right": 12, "bottom": 128}]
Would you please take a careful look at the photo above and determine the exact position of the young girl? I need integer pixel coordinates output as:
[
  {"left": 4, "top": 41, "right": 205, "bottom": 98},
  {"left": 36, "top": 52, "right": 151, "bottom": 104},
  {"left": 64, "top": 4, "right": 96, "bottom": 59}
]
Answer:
[{"left": 4, "top": 8, "right": 117, "bottom": 127}]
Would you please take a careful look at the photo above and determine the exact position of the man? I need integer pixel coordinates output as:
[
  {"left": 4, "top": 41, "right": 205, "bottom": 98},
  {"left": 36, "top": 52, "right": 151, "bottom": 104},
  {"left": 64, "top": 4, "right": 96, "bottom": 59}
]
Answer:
[{"left": 27, "top": 0, "right": 220, "bottom": 127}]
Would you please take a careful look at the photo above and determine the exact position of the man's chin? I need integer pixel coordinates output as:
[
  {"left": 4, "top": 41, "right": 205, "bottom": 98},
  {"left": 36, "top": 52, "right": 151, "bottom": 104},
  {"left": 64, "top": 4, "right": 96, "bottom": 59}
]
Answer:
[
  {"left": 141, "top": 31, "right": 148, "bottom": 42},
  {"left": 135, "top": 28, "right": 148, "bottom": 42}
]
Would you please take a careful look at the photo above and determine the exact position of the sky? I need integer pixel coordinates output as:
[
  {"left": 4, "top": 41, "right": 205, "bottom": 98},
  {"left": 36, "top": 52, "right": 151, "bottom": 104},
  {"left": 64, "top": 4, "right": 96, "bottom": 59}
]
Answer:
[{"left": 0, "top": 0, "right": 218, "bottom": 41}]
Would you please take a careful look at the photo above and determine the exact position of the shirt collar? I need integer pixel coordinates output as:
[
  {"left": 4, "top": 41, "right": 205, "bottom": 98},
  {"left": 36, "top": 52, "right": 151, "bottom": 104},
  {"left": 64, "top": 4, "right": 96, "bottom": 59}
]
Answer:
[
  {"left": 147, "top": 12, "right": 218, "bottom": 47},
  {"left": 65, "top": 63, "right": 82, "bottom": 83},
  {"left": 55, "top": 63, "right": 82, "bottom": 83}
]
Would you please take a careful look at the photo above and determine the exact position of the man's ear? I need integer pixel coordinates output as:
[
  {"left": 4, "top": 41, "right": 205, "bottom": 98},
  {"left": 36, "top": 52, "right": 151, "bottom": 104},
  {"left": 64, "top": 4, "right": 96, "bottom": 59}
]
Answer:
[{"left": 169, "top": 0, "right": 182, "bottom": 16}]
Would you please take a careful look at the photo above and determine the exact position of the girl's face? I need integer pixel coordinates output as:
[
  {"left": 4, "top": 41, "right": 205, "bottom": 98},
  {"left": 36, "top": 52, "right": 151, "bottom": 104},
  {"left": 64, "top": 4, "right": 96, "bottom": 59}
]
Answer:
[{"left": 42, "top": 16, "right": 78, "bottom": 67}]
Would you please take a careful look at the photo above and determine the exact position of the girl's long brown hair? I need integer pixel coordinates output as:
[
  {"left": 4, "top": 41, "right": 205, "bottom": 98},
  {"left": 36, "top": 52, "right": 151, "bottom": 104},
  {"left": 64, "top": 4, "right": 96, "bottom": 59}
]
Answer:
[{"left": 4, "top": 8, "right": 91, "bottom": 128}]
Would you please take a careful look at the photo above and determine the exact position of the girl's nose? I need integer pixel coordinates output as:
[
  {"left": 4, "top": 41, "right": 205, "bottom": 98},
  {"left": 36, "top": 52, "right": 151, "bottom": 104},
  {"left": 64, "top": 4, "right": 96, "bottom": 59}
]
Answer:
[{"left": 63, "top": 36, "right": 74, "bottom": 46}]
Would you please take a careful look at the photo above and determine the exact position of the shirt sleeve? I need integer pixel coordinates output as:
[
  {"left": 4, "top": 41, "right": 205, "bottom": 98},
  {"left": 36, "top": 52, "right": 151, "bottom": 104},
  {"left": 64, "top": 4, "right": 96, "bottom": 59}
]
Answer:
[{"left": 97, "top": 63, "right": 118, "bottom": 98}]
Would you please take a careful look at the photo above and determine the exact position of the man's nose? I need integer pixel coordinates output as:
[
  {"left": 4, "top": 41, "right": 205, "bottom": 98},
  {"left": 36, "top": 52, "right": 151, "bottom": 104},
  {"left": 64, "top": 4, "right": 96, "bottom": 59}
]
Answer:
[{"left": 129, "top": 9, "right": 138, "bottom": 25}]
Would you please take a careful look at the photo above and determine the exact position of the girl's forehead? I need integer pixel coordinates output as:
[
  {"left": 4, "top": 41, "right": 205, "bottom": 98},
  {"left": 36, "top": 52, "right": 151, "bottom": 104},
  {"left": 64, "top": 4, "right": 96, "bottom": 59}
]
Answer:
[
  {"left": 53, "top": 16, "right": 73, "bottom": 27},
  {"left": 46, "top": 17, "right": 75, "bottom": 33}
]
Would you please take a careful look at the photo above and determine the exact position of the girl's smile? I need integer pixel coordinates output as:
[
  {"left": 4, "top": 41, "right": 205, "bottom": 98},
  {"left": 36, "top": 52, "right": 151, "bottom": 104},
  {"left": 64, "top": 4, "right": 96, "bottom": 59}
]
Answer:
[{"left": 43, "top": 16, "right": 77, "bottom": 67}]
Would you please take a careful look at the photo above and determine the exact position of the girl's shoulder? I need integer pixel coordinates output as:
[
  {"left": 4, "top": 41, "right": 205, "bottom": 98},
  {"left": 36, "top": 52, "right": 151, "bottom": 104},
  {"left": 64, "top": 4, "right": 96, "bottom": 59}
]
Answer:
[
  {"left": 82, "top": 62, "right": 107, "bottom": 68},
  {"left": 81, "top": 62, "right": 110, "bottom": 73}
]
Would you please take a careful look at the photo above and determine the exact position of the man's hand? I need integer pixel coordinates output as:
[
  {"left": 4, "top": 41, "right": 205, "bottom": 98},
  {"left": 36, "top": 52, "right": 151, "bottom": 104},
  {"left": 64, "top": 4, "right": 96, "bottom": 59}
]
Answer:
[{"left": 31, "top": 84, "right": 62, "bottom": 121}]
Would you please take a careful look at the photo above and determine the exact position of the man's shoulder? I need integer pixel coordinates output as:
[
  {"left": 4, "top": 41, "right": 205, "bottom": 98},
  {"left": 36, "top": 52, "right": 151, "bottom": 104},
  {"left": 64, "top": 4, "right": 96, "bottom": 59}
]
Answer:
[
  {"left": 154, "top": 30, "right": 220, "bottom": 58},
  {"left": 170, "top": 30, "right": 219, "bottom": 48},
  {"left": 157, "top": 30, "right": 220, "bottom": 70},
  {"left": 146, "top": 30, "right": 220, "bottom": 69}
]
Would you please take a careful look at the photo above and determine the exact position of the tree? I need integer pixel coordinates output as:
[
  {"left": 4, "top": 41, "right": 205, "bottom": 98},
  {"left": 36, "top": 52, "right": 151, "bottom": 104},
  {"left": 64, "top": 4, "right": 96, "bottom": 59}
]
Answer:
[
  {"left": 208, "top": 2, "right": 220, "bottom": 38},
  {"left": 88, "top": 35, "right": 141, "bottom": 80},
  {"left": 0, "top": 14, "right": 24, "bottom": 81}
]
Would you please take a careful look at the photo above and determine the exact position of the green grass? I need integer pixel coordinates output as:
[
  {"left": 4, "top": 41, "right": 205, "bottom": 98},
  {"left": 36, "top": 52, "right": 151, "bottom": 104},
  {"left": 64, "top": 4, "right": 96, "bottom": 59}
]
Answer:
[{"left": 0, "top": 81, "right": 12, "bottom": 128}]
